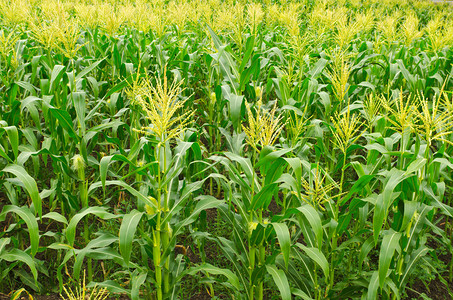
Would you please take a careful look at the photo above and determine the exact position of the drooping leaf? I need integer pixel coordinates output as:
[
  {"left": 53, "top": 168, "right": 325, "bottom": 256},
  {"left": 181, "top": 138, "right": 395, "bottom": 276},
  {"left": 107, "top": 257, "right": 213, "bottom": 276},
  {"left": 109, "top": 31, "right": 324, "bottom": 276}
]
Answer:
[
  {"left": 0, "top": 248, "right": 38, "bottom": 283},
  {"left": 378, "top": 230, "right": 401, "bottom": 288},
  {"left": 272, "top": 223, "right": 291, "bottom": 269},
  {"left": 296, "top": 244, "right": 329, "bottom": 279},
  {"left": 3, "top": 165, "right": 42, "bottom": 218},
  {"left": 119, "top": 210, "right": 144, "bottom": 266},
  {"left": 0, "top": 205, "right": 39, "bottom": 256},
  {"left": 266, "top": 265, "right": 291, "bottom": 300},
  {"left": 66, "top": 207, "right": 117, "bottom": 246},
  {"left": 297, "top": 205, "right": 323, "bottom": 250}
]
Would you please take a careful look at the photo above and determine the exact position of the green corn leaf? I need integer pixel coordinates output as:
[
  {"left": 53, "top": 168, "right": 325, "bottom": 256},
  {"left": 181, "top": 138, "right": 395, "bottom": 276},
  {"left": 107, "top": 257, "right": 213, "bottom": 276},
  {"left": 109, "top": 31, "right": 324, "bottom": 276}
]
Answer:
[
  {"left": 2, "top": 126, "right": 18, "bottom": 159},
  {"left": 401, "top": 201, "right": 418, "bottom": 234},
  {"left": 49, "top": 107, "right": 79, "bottom": 141},
  {"left": 367, "top": 271, "right": 379, "bottom": 300},
  {"left": 160, "top": 180, "right": 206, "bottom": 226},
  {"left": 184, "top": 263, "right": 241, "bottom": 290},
  {"left": 359, "top": 236, "right": 374, "bottom": 270},
  {"left": 224, "top": 93, "right": 243, "bottom": 130},
  {"left": 66, "top": 207, "right": 117, "bottom": 247},
  {"left": 374, "top": 169, "right": 407, "bottom": 244},
  {"left": 378, "top": 230, "right": 401, "bottom": 288},
  {"left": 216, "top": 236, "right": 249, "bottom": 297},
  {"left": 87, "top": 247, "right": 126, "bottom": 266},
  {"left": 213, "top": 156, "right": 252, "bottom": 204},
  {"left": 88, "top": 180, "right": 158, "bottom": 210},
  {"left": 71, "top": 249, "right": 122, "bottom": 285},
  {"left": 399, "top": 245, "right": 429, "bottom": 289},
  {"left": 266, "top": 265, "right": 291, "bottom": 300},
  {"left": 0, "top": 238, "right": 10, "bottom": 254},
  {"left": 263, "top": 158, "right": 286, "bottom": 186},
  {"left": 396, "top": 60, "right": 416, "bottom": 90},
  {"left": 224, "top": 152, "right": 255, "bottom": 187},
  {"left": 424, "top": 185, "right": 453, "bottom": 217},
  {"left": 340, "top": 174, "right": 374, "bottom": 206},
  {"left": 73, "top": 234, "right": 118, "bottom": 281},
  {"left": 164, "top": 197, "right": 223, "bottom": 262},
  {"left": 404, "top": 204, "right": 432, "bottom": 252},
  {"left": 87, "top": 280, "right": 130, "bottom": 296},
  {"left": 0, "top": 144, "right": 12, "bottom": 163},
  {"left": 0, "top": 249, "right": 38, "bottom": 284},
  {"left": 101, "top": 74, "right": 133, "bottom": 101},
  {"left": 49, "top": 65, "right": 66, "bottom": 93},
  {"left": 309, "top": 58, "right": 328, "bottom": 78},
  {"left": 292, "top": 288, "right": 315, "bottom": 300},
  {"left": 71, "top": 92, "right": 86, "bottom": 133},
  {"left": 404, "top": 158, "right": 427, "bottom": 175},
  {"left": 296, "top": 243, "right": 329, "bottom": 279},
  {"left": 284, "top": 157, "right": 303, "bottom": 185},
  {"left": 100, "top": 154, "right": 140, "bottom": 193},
  {"left": 16, "top": 80, "right": 38, "bottom": 96},
  {"left": 131, "top": 271, "right": 147, "bottom": 300},
  {"left": 42, "top": 212, "right": 68, "bottom": 225},
  {"left": 272, "top": 223, "right": 291, "bottom": 269},
  {"left": 250, "top": 183, "right": 278, "bottom": 211},
  {"left": 119, "top": 210, "right": 144, "bottom": 266},
  {"left": 3, "top": 164, "right": 42, "bottom": 218},
  {"left": 206, "top": 24, "right": 222, "bottom": 49},
  {"left": 291, "top": 248, "right": 316, "bottom": 288},
  {"left": 75, "top": 58, "right": 105, "bottom": 81},
  {"left": 297, "top": 205, "right": 323, "bottom": 250},
  {"left": 239, "top": 35, "right": 255, "bottom": 73}
]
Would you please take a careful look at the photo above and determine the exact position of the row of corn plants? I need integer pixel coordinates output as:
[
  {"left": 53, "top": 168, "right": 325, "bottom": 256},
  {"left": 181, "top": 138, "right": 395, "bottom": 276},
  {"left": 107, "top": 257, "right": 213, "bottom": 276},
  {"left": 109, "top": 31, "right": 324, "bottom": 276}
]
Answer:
[{"left": 1, "top": 0, "right": 453, "bottom": 299}]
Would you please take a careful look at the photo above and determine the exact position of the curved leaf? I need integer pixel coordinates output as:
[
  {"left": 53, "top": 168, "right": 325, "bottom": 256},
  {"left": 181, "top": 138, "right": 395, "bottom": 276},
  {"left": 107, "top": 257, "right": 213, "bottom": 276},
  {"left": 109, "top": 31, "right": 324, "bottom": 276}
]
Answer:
[
  {"left": 296, "top": 243, "right": 329, "bottom": 279},
  {"left": 340, "top": 174, "right": 374, "bottom": 206},
  {"left": 49, "top": 107, "right": 79, "bottom": 141},
  {"left": 0, "top": 238, "right": 11, "bottom": 254},
  {"left": 100, "top": 154, "right": 142, "bottom": 193},
  {"left": 359, "top": 236, "right": 374, "bottom": 270},
  {"left": 0, "top": 205, "right": 39, "bottom": 256},
  {"left": 119, "top": 210, "right": 144, "bottom": 266},
  {"left": 88, "top": 180, "right": 157, "bottom": 210},
  {"left": 272, "top": 223, "right": 290, "bottom": 269},
  {"left": 185, "top": 263, "right": 240, "bottom": 290},
  {"left": 3, "top": 164, "right": 42, "bottom": 217},
  {"left": 66, "top": 207, "right": 117, "bottom": 246},
  {"left": 378, "top": 231, "right": 401, "bottom": 288},
  {"left": 131, "top": 271, "right": 147, "bottom": 300},
  {"left": 42, "top": 212, "right": 68, "bottom": 225},
  {"left": 266, "top": 265, "right": 291, "bottom": 300},
  {"left": 2, "top": 126, "right": 18, "bottom": 159},
  {"left": 374, "top": 169, "right": 407, "bottom": 244},
  {"left": 399, "top": 246, "right": 429, "bottom": 289},
  {"left": 87, "top": 280, "right": 129, "bottom": 295},
  {"left": 250, "top": 183, "right": 278, "bottom": 211},
  {"left": 367, "top": 271, "right": 379, "bottom": 300},
  {"left": 0, "top": 248, "right": 38, "bottom": 283},
  {"left": 292, "top": 288, "right": 315, "bottom": 300},
  {"left": 164, "top": 196, "right": 223, "bottom": 261},
  {"left": 297, "top": 205, "right": 323, "bottom": 250}
]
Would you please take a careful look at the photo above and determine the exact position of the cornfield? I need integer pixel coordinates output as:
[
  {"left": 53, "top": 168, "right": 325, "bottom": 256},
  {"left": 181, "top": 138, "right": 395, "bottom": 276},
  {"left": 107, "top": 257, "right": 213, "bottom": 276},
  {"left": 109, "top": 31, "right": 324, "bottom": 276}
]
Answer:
[{"left": 0, "top": 0, "right": 452, "bottom": 299}]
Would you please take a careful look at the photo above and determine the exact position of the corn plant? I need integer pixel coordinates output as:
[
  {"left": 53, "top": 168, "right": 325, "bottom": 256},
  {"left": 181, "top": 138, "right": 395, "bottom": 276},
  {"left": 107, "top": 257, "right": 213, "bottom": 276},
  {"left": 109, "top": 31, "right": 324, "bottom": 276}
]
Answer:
[{"left": 0, "top": 0, "right": 452, "bottom": 298}]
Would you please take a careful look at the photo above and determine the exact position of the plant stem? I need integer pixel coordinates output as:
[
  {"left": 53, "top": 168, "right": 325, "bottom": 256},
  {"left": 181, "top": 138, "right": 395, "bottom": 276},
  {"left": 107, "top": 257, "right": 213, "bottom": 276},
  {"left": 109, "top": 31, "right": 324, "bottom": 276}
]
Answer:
[
  {"left": 330, "top": 153, "right": 346, "bottom": 291},
  {"left": 162, "top": 142, "right": 171, "bottom": 295},
  {"left": 249, "top": 244, "right": 255, "bottom": 300},
  {"left": 78, "top": 163, "right": 92, "bottom": 282},
  {"left": 154, "top": 144, "right": 163, "bottom": 300},
  {"left": 153, "top": 225, "right": 162, "bottom": 300},
  {"left": 257, "top": 242, "right": 265, "bottom": 300}
]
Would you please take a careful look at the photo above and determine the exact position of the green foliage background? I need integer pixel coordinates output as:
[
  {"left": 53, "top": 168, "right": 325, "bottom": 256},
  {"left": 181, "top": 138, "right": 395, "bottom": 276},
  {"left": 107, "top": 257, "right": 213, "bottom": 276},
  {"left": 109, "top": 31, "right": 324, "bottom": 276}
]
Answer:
[{"left": 0, "top": 0, "right": 452, "bottom": 299}]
